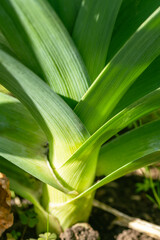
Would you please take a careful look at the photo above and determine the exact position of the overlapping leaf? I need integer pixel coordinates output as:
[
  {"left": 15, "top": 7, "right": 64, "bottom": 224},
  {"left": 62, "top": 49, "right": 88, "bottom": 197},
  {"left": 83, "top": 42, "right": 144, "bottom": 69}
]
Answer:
[
  {"left": 97, "top": 120, "right": 160, "bottom": 176},
  {"left": 107, "top": 0, "right": 160, "bottom": 61},
  {"left": 110, "top": 56, "right": 160, "bottom": 118},
  {"left": 48, "top": 0, "right": 82, "bottom": 33},
  {"left": 0, "top": 0, "right": 90, "bottom": 103},
  {"left": 0, "top": 93, "right": 77, "bottom": 193},
  {"left": 75, "top": 7, "right": 160, "bottom": 133},
  {"left": 0, "top": 49, "right": 90, "bottom": 171},
  {"left": 54, "top": 118, "right": 160, "bottom": 206},
  {"left": 56, "top": 88, "right": 160, "bottom": 194}
]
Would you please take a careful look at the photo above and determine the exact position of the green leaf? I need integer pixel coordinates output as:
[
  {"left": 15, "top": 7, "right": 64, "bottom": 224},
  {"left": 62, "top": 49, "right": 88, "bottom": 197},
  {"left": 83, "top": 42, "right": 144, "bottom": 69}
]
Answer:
[
  {"left": 0, "top": 93, "right": 64, "bottom": 191},
  {"left": 0, "top": 49, "right": 91, "bottom": 193},
  {"left": 0, "top": 2, "right": 42, "bottom": 76},
  {"left": 0, "top": 0, "right": 90, "bottom": 102},
  {"left": 73, "top": 0, "right": 122, "bottom": 81},
  {"left": 38, "top": 232, "right": 57, "bottom": 240},
  {"left": 107, "top": 0, "right": 160, "bottom": 61},
  {"left": 48, "top": 0, "right": 82, "bottom": 33},
  {"left": 0, "top": 134, "right": 73, "bottom": 193},
  {"left": 0, "top": 31, "right": 11, "bottom": 50},
  {"left": 105, "top": 0, "right": 160, "bottom": 118},
  {"left": 96, "top": 120, "right": 160, "bottom": 176},
  {"left": 110, "top": 56, "right": 160, "bottom": 117},
  {"left": 0, "top": 92, "right": 46, "bottom": 146},
  {"left": 57, "top": 88, "right": 160, "bottom": 193},
  {"left": 78, "top": 152, "right": 160, "bottom": 201},
  {"left": 75, "top": 7, "right": 160, "bottom": 133},
  {"left": 0, "top": 49, "right": 90, "bottom": 171}
]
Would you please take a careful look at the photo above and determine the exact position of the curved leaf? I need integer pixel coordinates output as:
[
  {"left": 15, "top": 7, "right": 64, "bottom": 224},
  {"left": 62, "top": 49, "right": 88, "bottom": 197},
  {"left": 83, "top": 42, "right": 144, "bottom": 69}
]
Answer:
[
  {"left": 75, "top": 7, "right": 160, "bottom": 133},
  {"left": 110, "top": 56, "right": 160, "bottom": 117},
  {"left": 0, "top": 49, "right": 90, "bottom": 169},
  {"left": 107, "top": 0, "right": 160, "bottom": 61},
  {"left": 77, "top": 152, "right": 160, "bottom": 201},
  {"left": 53, "top": 118, "right": 160, "bottom": 205},
  {"left": 0, "top": 0, "right": 90, "bottom": 102},
  {"left": 97, "top": 120, "right": 160, "bottom": 176},
  {"left": 56, "top": 88, "right": 160, "bottom": 193},
  {"left": 0, "top": 93, "right": 76, "bottom": 193},
  {"left": 0, "top": 50, "right": 91, "bottom": 193}
]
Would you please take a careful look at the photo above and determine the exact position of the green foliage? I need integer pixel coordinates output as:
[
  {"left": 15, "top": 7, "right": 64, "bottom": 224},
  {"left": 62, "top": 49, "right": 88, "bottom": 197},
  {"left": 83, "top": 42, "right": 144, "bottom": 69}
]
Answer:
[
  {"left": 136, "top": 167, "right": 160, "bottom": 209},
  {"left": 28, "top": 232, "right": 57, "bottom": 240},
  {"left": 18, "top": 208, "right": 38, "bottom": 228},
  {"left": 6, "top": 230, "right": 21, "bottom": 240},
  {"left": 0, "top": 0, "right": 160, "bottom": 234}
]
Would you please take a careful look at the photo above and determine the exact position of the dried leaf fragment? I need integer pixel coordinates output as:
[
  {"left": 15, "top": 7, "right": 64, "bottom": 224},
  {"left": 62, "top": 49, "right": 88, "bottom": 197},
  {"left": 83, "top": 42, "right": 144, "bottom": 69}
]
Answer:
[{"left": 0, "top": 173, "right": 13, "bottom": 236}]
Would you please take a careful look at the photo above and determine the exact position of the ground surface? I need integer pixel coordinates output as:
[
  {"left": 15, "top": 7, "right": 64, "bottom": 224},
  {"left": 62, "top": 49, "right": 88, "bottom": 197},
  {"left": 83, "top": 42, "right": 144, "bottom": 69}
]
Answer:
[
  {"left": 2, "top": 174, "right": 160, "bottom": 240},
  {"left": 89, "top": 174, "right": 160, "bottom": 240}
]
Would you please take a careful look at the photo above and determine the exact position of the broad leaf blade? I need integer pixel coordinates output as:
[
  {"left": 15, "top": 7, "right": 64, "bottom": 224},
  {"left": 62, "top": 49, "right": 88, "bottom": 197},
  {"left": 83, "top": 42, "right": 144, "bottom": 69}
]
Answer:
[
  {"left": 0, "top": 50, "right": 91, "bottom": 193},
  {"left": 0, "top": 49, "right": 90, "bottom": 169},
  {"left": 0, "top": 93, "right": 75, "bottom": 193},
  {"left": 0, "top": 136, "right": 72, "bottom": 193},
  {"left": 0, "top": 0, "right": 90, "bottom": 102},
  {"left": 97, "top": 120, "right": 160, "bottom": 176},
  {"left": 73, "top": 0, "right": 122, "bottom": 81},
  {"left": 75, "top": 7, "right": 160, "bottom": 133}
]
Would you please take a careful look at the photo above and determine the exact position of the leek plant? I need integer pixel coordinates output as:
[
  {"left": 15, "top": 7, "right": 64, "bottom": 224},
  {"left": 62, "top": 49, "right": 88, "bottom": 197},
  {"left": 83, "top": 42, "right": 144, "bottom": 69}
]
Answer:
[{"left": 0, "top": 0, "right": 160, "bottom": 234}]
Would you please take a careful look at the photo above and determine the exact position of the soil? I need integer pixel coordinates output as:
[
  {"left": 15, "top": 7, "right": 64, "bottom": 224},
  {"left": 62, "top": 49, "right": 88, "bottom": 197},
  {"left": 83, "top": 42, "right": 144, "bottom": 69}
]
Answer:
[
  {"left": 59, "top": 223, "right": 100, "bottom": 240},
  {"left": 89, "top": 174, "right": 160, "bottom": 240},
  {"left": 2, "top": 174, "right": 160, "bottom": 240}
]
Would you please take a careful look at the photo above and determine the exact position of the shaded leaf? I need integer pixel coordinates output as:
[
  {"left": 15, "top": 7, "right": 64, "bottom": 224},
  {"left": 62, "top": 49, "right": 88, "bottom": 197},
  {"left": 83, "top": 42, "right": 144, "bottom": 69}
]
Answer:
[
  {"left": 107, "top": 0, "right": 160, "bottom": 61},
  {"left": 48, "top": 0, "right": 81, "bottom": 33},
  {"left": 73, "top": 0, "right": 122, "bottom": 81}
]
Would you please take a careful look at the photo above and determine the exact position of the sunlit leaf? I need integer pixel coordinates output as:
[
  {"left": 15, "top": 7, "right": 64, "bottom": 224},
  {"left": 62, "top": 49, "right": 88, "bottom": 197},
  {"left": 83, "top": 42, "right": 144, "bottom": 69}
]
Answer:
[
  {"left": 97, "top": 120, "right": 160, "bottom": 176},
  {"left": 0, "top": 0, "right": 90, "bottom": 102},
  {"left": 75, "top": 8, "right": 160, "bottom": 133}
]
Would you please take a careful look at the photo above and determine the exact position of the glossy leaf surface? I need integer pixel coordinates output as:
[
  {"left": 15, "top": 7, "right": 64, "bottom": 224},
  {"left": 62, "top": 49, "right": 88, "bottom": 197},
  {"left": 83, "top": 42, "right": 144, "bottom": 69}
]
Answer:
[
  {"left": 75, "top": 8, "right": 160, "bottom": 133},
  {"left": 0, "top": 0, "right": 90, "bottom": 102}
]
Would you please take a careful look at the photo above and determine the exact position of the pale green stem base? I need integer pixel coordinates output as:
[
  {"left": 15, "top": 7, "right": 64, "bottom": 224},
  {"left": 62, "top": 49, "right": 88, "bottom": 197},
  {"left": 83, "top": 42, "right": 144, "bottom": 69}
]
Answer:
[{"left": 42, "top": 184, "right": 95, "bottom": 231}]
